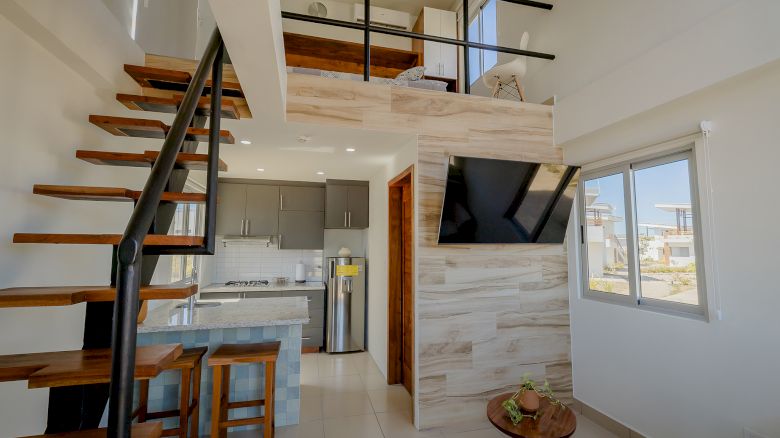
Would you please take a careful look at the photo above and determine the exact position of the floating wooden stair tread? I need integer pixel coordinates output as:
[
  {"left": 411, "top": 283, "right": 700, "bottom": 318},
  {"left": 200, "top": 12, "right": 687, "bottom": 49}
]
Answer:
[
  {"left": 124, "top": 64, "right": 245, "bottom": 98},
  {"left": 13, "top": 234, "right": 204, "bottom": 246},
  {"left": 0, "top": 344, "right": 182, "bottom": 389},
  {"left": 89, "top": 115, "right": 234, "bottom": 143},
  {"left": 117, "top": 93, "right": 240, "bottom": 119},
  {"left": 0, "top": 283, "right": 197, "bottom": 308},
  {"left": 22, "top": 422, "right": 163, "bottom": 438},
  {"left": 76, "top": 149, "right": 227, "bottom": 171},
  {"left": 33, "top": 185, "right": 206, "bottom": 203}
]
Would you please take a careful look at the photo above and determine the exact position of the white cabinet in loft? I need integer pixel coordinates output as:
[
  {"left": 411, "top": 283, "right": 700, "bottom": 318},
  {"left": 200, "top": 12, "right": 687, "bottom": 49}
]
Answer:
[{"left": 413, "top": 7, "right": 458, "bottom": 80}]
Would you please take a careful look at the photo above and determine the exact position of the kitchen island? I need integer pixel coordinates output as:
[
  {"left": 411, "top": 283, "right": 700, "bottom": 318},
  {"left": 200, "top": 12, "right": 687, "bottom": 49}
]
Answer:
[
  {"left": 136, "top": 296, "right": 309, "bottom": 434},
  {"left": 200, "top": 281, "right": 326, "bottom": 351}
]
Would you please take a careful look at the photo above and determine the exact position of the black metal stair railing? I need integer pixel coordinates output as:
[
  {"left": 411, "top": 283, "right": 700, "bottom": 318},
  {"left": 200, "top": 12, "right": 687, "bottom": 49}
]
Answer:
[{"left": 107, "top": 28, "right": 225, "bottom": 437}]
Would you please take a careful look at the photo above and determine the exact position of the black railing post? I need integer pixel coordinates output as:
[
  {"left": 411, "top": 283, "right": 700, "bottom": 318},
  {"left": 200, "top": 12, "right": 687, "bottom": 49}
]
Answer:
[
  {"left": 463, "top": 0, "right": 470, "bottom": 94},
  {"left": 106, "top": 28, "right": 224, "bottom": 438},
  {"left": 364, "top": 0, "right": 371, "bottom": 81},
  {"left": 204, "top": 42, "right": 224, "bottom": 254}
]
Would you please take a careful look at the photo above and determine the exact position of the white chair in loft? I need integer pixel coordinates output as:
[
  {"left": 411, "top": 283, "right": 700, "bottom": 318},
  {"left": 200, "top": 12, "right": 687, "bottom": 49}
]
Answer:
[{"left": 482, "top": 31, "right": 530, "bottom": 101}]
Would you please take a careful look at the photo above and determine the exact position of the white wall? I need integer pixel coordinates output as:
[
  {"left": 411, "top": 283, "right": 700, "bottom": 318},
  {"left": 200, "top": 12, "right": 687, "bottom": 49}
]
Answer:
[
  {"left": 564, "top": 59, "right": 780, "bottom": 438},
  {"left": 103, "top": 0, "right": 200, "bottom": 59},
  {"left": 521, "top": 0, "right": 780, "bottom": 144},
  {"left": 365, "top": 138, "right": 417, "bottom": 376},
  {"left": 0, "top": 4, "right": 170, "bottom": 435}
]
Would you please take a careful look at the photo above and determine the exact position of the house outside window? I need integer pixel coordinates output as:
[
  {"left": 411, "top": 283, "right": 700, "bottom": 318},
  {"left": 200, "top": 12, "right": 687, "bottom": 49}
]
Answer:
[
  {"left": 579, "top": 147, "right": 708, "bottom": 318},
  {"left": 170, "top": 202, "right": 202, "bottom": 283},
  {"left": 468, "top": 0, "right": 497, "bottom": 84}
]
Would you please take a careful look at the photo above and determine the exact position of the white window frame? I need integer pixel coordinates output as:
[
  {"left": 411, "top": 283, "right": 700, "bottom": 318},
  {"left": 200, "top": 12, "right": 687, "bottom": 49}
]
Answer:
[
  {"left": 170, "top": 197, "right": 204, "bottom": 283},
  {"left": 468, "top": 0, "right": 497, "bottom": 84},
  {"left": 577, "top": 136, "right": 714, "bottom": 320}
]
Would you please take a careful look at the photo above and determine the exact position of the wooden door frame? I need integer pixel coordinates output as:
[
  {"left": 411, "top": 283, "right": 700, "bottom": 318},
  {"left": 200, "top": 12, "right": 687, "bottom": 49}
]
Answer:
[{"left": 387, "top": 165, "right": 414, "bottom": 390}]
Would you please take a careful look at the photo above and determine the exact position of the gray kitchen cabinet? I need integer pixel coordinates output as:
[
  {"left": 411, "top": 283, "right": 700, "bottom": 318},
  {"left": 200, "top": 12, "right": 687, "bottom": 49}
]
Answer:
[
  {"left": 216, "top": 183, "right": 247, "bottom": 236},
  {"left": 279, "top": 210, "right": 325, "bottom": 249},
  {"left": 325, "top": 184, "right": 350, "bottom": 228},
  {"left": 347, "top": 185, "right": 369, "bottom": 229},
  {"left": 282, "top": 289, "right": 325, "bottom": 350},
  {"left": 280, "top": 186, "right": 325, "bottom": 212},
  {"left": 244, "top": 184, "right": 279, "bottom": 236},
  {"left": 325, "top": 182, "right": 369, "bottom": 229},
  {"left": 216, "top": 182, "right": 279, "bottom": 236}
]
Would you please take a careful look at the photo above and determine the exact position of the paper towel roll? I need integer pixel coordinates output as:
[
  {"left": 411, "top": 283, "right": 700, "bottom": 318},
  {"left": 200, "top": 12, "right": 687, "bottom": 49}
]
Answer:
[{"left": 295, "top": 262, "right": 306, "bottom": 283}]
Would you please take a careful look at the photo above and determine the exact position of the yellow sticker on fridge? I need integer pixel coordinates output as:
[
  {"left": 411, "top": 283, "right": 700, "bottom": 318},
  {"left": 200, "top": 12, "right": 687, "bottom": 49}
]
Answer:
[{"left": 336, "top": 265, "right": 359, "bottom": 277}]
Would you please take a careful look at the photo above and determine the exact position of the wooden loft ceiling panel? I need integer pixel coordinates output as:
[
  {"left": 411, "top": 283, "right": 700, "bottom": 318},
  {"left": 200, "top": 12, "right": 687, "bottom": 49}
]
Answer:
[{"left": 283, "top": 32, "right": 421, "bottom": 79}]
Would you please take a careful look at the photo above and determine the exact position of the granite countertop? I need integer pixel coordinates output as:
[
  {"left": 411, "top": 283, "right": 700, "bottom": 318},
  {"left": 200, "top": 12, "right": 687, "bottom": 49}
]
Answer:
[
  {"left": 138, "top": 296, "right": 310, "bottom": 333},
  {"left": 200, "top": 281, "right": 326, "bottom": 293}
]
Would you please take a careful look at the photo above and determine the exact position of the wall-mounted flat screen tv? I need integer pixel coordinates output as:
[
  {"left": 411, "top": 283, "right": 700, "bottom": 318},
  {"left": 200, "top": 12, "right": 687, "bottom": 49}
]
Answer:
[{"left": 438, "top": 156, "right": 580, "bottom": 244}]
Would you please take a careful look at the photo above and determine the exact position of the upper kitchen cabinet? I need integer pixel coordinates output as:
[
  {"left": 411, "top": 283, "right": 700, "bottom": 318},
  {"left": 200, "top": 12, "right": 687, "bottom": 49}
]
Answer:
[
  {"left": 280, "top": 186, "right": 325, "bottom": 212},
  {"left": 245, "top": 184, "right": 280, "bottom": 236},
  {"left": 279, "top": 210, "right": 325, "bottom": 249},
  {"left": 216, "top": 182, "right": 279, "bottom": 236},
  {"left": 413, "top": 7, "right": 458, "bottom": 80},
  {"left": 279, "top": 185, "right": 325, "bottom": 249},
  {"left": 325, "top": 180, "right": 369, "bottom": 229},
  {"left": 216, "top": 183, "right": 247, "bottom": 236}
]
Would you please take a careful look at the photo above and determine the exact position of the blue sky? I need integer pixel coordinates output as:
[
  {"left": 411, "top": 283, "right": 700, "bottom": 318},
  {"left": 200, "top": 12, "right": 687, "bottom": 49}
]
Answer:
[{"left": 585, "top": 159, "right": 692, "bottom": 228}]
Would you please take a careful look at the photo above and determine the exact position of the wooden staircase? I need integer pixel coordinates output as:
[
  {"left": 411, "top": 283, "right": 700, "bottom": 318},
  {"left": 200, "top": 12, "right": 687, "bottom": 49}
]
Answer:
[{"left": 5, "top": 36, "right": 243, "bottom": 435}]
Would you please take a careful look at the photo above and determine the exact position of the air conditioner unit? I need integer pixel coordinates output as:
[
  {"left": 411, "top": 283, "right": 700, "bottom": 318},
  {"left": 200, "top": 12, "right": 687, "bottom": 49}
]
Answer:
[{"left": 353, "top": 4, "right": 410, "bottom": 31}]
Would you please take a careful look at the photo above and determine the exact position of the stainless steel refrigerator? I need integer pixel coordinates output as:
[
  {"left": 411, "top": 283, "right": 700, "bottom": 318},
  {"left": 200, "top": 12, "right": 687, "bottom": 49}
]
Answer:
[{"left": 326, "top": 257, "right": 366, "bottom": 353}]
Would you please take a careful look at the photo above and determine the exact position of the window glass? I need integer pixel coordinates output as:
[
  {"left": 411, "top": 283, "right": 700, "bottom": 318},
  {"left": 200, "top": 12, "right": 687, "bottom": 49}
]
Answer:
[
  {"left": 634, "top": 158, "right": 699, "bottom": 305},
  {"left": 481, "top": 0, "right": 497, "bottom": 71},
  {"left": 583, "top": 173, "right": 630, "bottom": 295}
]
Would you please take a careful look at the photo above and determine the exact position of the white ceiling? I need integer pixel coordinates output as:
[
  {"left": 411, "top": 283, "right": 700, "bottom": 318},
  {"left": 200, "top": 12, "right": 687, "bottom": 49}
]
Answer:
[
  {"left": 211, "top": 119, "right": 413, "bottom": 182},
  {"left": 207, "top": 0, "right": 414, "bottom": 184}
]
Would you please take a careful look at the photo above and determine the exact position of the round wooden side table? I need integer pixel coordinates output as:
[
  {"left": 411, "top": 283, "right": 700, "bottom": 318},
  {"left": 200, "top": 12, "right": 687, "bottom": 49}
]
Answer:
[{"left": 487, "top": 393, "right": 576, "bottom": 438}]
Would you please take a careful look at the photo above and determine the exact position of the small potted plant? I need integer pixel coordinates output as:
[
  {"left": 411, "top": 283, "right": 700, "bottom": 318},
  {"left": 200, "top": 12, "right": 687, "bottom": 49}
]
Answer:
[{"left": 502, "top": 373, "right": 565, "bottom": 425}]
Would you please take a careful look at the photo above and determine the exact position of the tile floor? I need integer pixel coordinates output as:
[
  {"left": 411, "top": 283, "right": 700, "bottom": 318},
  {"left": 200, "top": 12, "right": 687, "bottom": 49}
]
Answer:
[{"left": 229, "top": 352, "right": 618, "bottom": 438}]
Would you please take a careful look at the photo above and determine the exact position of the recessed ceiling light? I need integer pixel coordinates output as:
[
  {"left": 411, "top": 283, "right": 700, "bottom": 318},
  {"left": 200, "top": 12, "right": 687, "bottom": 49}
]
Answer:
[
  {"left": 316, "top": 171, "right": 325, "bottom": 175},
  {"left": 256, "top": 168, "right": 265, "bottom": 172},
  {"left": 240, "top": 139, "right": 252, "bottom": 145},
  {"left": 345, "top": 148, "right": 356, "bottom": 152}
]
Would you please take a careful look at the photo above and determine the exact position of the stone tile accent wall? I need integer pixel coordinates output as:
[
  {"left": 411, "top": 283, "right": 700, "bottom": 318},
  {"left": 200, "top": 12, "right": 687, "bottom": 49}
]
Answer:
[{"left": 286, "top": 73, "right": 570, "bottom": 430}]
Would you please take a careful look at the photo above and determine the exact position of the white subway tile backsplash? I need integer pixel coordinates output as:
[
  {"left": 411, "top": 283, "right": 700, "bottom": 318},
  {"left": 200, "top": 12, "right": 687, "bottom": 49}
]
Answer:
[{"left": 213, "top": 241, "right": 324, "bottom": 284}]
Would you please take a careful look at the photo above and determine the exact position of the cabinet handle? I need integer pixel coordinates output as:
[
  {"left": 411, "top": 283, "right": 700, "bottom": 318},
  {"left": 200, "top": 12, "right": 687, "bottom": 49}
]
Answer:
[
  {"left": 344, "top": 211, "right": 347, "bottom": 228},
  {"left": 240, "top": 219, "right": 246, "bottom": 236},
  {"left": 280, "top": 193, "right": 284, "bottom": 211},
  {"left": 302, "top": 337, "right": 312, "bottom": 340},
  {"left": 245, "top": 219, "right": 250, "bottom": 236},
  {"left": 279, "top": 234, "right": 283, "bottom": 249},
  {"left": 306, "top": 298, "right": 313, "bottom": 302},
  {"left": 348, "top": 211, "right": 352, "bottom": 228}
]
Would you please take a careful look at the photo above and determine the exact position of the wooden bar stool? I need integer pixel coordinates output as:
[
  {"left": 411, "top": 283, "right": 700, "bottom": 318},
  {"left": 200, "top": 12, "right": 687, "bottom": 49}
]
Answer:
[
  {"left": 135, "top": 346, "right": 208, "bottom": 437},
  {"left": 208, "top": 342, "right": 280, "bottom": 438}
]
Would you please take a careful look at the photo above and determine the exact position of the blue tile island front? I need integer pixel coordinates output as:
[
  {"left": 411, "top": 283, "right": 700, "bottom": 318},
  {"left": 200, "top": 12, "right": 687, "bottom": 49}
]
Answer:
[{"left": 136, "top": 296, "right": 309, "bottom": 435}]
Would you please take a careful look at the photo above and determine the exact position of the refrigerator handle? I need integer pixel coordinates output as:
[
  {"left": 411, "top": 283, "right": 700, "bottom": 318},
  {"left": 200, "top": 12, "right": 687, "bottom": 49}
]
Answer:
[
  {"left": 329, "top": 259, "right": 335, "bottom": 278},
  {"left": 343, "top": 277, "right": 353, "bottom": 294}
]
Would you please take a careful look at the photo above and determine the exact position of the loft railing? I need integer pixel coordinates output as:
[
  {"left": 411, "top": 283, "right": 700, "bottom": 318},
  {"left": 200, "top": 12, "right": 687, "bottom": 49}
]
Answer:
[
  {"left": 107, "top": 28, "right": 225, "bottom": 437},
  {"left": 281, "top": 0, "right": 555, "bottom": 94}
]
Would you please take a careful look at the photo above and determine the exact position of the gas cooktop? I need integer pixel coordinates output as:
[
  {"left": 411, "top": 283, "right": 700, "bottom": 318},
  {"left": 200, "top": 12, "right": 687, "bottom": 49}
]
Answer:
[{"left": 224, "top": 280, "right": 270, "bottom": 287}]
